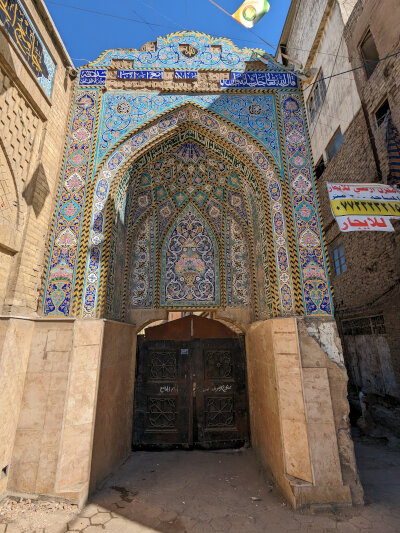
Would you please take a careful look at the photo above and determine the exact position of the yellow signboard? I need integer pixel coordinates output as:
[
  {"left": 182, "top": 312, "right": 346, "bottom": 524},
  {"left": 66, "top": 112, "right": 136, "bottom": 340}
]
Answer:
[{"left": 330, "top": 199, "right": 400, "bottom": 217}]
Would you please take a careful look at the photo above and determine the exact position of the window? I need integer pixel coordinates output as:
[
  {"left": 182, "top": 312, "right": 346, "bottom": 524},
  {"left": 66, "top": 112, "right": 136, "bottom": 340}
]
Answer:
[
  {"left": 331, "top": 243, "right": 347, "bottom": 275},
  {"left": 315, "top": 157, "right": 326, "bottom": 179},
  {"left": 306, "top": 71, "right": 327, "bottom": 123},
  {"left": 360, "top": 30, "right": 379, "bottom": 78},
  {"left": 342, "top": 315, "right": 386, "bottom": 336},
  {"left": 375, "top": 99, "right": 390, "bottom": 128},
  {"left": 326, "top": 129, "right": 344, "bottom": 161}
]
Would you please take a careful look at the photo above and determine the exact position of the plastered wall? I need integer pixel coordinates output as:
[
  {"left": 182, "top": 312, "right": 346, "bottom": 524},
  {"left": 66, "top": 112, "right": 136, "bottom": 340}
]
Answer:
[
  {"left": 1, "top": 318, "right": 137, "bottom": 505},
  {"left": 0, "top": 318, "right": 34, "bottom": 495},
  {"left": 90, "top": 321, "right": 137, "bottom": 492}
]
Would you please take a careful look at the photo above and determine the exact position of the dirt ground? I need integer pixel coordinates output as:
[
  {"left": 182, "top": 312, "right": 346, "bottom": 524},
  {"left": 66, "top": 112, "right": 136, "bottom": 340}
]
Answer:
[{"left": 1, "top": 434, "right": 400, "bottom": 533}]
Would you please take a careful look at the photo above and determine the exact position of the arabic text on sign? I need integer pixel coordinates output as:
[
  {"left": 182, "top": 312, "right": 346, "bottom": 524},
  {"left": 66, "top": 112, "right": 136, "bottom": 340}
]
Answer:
[
  {"left": 174, "top": 70, "right": 198, "bottom": 80},
  {"left": 0, "top": 0, "right": 49, "bottom": 79},
  {"left": 327, "top": 183, "right": 400, "bottom": 202},
  {"left": 220, "top": 72, "right": 298, "bottom": 89},
  {"left": 117, "top": 70, "right": 164, "bottom": 80},
  {"left": 79, "top": 69, "right": 107, "bottom": 86},
  {"left": 337, "top": 216, "right": 395, "bottom": 232}
]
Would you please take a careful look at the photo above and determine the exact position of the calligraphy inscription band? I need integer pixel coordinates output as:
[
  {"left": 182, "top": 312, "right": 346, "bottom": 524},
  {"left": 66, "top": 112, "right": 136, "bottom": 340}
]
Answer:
[
  {"left": 118, "top": 70, "right": 164, "bottom": 80},
  {"left": 221, "top": 72, "right": 298, "bottom": 88},
  {"left": 0, "top": 0, "right": 55, "bottom": 97},
  {"left": 79, "top": 69, "right": 107, "bottom": 86}
]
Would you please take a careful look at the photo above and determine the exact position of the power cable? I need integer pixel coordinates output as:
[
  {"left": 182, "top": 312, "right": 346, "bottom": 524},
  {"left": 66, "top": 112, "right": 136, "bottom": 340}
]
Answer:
[
  {"left": 46, "top": 1, "right": 268, "bottom": 47},
  {"left": 47, "top": 0, "right": 382, "bottom": 62},
  {"left": 307, "top": 50, "right": 400, "bottom": 88},
  {"left": 118, "top": 0, "right": 158, "bottom": 33},
  {"left": 48, "top": 0, "right": 400, "bottom": 84},
  {"left": 309, "top": 30, "right": 345, "bottom": 137}
]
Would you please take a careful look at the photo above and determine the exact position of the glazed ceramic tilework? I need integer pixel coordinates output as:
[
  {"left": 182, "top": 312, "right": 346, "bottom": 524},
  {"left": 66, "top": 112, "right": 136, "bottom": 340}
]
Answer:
[{"left": 42, "top": 32, "right": 333, "bottom": 320}]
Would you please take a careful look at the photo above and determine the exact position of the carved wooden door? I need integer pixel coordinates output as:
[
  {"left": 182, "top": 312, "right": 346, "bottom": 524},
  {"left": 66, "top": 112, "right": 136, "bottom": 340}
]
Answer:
[
  {"left": 193, "top": 338, "right": 249, "bottom": 449},
  {"left": 132, "top": 336, "right": 249, "bottom": 449},
  {"left": 132, "top": 338, "right": 192, "bottom": 449}
]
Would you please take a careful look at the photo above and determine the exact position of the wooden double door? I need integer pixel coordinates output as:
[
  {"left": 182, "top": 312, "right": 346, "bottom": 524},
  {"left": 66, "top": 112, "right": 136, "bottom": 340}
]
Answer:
[{"left": 133, "top": 337, "right": 249, "bottom": 449}]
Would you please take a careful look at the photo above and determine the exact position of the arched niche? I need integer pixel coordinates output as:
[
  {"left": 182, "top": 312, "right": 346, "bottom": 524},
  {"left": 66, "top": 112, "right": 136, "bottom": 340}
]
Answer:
[
  {"left": 104, "top": 135, "right": 269, "bottom": 322},
  {"left": 76, "top": 104, "right": 297, "bottom": 319}
]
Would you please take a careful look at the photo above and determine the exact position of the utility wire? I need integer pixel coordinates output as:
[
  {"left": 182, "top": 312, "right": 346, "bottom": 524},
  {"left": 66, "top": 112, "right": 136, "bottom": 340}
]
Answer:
[
  {"left": 46, "top": 0, "right": 384, "bottom": 62},
  {"left": 119, "top": 0, "right": 158, "bottom": 32},
  {"left": 308, "top": 50, "right": 400, "bottom": 88},
  {"left": 46, "top": 1, "right": 266, "bottom": 47},
  {"left": 48, "top": 0, "right": 400, "bottom": 84},
  {"left": 310, "top": 33, "right": 345, "bottom": 137}
]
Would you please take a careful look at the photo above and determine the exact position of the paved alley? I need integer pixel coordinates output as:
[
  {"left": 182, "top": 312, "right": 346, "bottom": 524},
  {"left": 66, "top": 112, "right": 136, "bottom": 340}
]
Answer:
[{"left": 1, "top": 434, "right": 400, "bottom": 533}]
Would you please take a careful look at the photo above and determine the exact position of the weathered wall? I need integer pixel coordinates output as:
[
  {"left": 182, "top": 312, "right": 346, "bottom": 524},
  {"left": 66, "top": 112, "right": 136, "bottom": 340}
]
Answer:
[
  {"left": 279, "top": 0, "right": 360, "bottom": 163},
  {"left": 0, "top": 318, "right": 34, "bottom": 496},
  {"left": 297, "top": 319, "right": 364, "bottom": 505},
  {"left": 90, "top": 321, "right": 137, "bottom": 492},
  {"left": 0, "top": 0, "right": 73, "bottom": 316},
  {"left": 344, "top": 0, "right": 400, "bottom": 182},
  {"left": 7, "top": 319, "right": 104, "bottom": 506},
  {"left": 303, "top": 1, "right": 361, "bottom": 162},
  {"left": 246, "top": 317, "right": 355, "bottom": 508},
  {"left": 7, "top": 319, "right": 75, "bottom": 497},
  {"left": 283, "top": 0, "right": 330, "bottom": 68},
  {"left": 246, "top": 319, "right": 300, "bottom": 507}
]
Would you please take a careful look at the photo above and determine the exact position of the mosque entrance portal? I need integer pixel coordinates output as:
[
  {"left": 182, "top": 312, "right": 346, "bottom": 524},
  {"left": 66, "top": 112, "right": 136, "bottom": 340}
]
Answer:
[{"left": 132, "top": 316, "right": 249, "bottom": 449}]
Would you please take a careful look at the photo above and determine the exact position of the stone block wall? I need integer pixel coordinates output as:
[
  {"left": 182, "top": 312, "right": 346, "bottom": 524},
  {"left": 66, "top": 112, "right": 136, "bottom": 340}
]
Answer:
[
  {"left": 90, "top": 321, "right": 137, "bottom": 492},
  {"left": 0, "top": 318, "right": 35, "bottom": 495},
  {"left": 246, "top": 317, "right": 360, "bottom": 509},
  {"left": 0, "top": 0, "right": 73, "bottom": 316},
  {"left": 2, "top": 319, "right": 104, "bottom": 505},
  {"left": 1, "top": 318, "right": 137, "bottom": 506}
]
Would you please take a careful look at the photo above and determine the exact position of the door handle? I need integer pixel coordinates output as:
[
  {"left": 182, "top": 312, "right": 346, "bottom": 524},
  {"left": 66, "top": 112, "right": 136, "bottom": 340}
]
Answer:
[{"left": 193, "top": 381, "right": 197, "bottom": 397}]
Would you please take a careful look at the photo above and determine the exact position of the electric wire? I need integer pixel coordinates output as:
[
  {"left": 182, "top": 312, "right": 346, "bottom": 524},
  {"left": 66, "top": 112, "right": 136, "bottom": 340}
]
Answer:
[
  {"left": 47, "top": 0, "right": 386, "bottom": 62},
  {"left": 48, "top": 0, "right": 400, "bottom": 87},
  {"left": 46, "top": 0, "right": 269, "bottom": 47}
]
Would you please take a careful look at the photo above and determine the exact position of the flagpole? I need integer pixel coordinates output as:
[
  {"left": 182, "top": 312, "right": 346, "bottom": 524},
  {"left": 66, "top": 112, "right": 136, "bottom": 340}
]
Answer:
[{"left": 247, "top": 28, "right": 275, "bottom": 50}]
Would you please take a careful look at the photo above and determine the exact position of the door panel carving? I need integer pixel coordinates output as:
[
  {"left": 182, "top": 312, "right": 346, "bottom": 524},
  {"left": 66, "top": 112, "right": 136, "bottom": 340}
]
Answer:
[{"left": 133, "top": 336, "right": 249, "bottom": 449}]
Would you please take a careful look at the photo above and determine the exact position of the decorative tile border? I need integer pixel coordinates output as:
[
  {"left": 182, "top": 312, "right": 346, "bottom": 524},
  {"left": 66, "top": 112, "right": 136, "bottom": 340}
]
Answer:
[
  {"left": 93, "top": 93, "right": 282, "bottom": 174},
  {"left": 81, "top": 105, "right": 295, "bottom": 318},
  {"left": 88, "top": 31, "right": 281, "bottom": 71},
  {"left": 42, "top": 89, "right": 100, "bottom": 315},
  {"left": 279, "top": 93, "right": 333, "bottom": 315},
  {"left": 42, "top": 33, "right": 333, "bottom": 320}
]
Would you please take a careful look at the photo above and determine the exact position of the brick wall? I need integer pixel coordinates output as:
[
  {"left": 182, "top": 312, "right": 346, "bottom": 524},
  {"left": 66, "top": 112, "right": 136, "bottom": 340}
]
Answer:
[
  {"left": 0, "top": 0, "right": 73, "bottom": 316},
  {"left": 315, "top": 0, "right": 400, "bottom": 386}
]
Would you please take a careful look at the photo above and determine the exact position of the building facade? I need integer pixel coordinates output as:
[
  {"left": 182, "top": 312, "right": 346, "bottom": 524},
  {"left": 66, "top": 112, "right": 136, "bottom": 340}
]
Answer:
[
  {"left": 1, "top": 1, "right": 364, "bottom": 509},
  {"left": 0, "top": 0, "right": 74, "bottom": 315},
  {"left": 278, "top": 0, "right": 400, "bottom": 435}
]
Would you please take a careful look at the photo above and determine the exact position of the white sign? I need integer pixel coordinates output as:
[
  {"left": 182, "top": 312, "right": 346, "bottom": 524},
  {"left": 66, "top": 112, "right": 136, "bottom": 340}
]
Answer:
[{"left": 327, "top": 183, "right": 400, "bottom": 232}]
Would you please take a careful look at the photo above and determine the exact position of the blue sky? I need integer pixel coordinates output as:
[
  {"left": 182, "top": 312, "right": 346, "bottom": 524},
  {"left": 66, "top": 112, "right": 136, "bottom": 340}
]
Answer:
[{"left": 45, "top": 0, "right": 292, "bottom": 66}]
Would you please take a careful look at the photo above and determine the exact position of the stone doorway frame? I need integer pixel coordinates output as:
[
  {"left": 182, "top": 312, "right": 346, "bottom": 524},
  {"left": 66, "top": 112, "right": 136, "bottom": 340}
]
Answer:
[{"left": 0, "top": 314, "right": 363, "bottom": 509}]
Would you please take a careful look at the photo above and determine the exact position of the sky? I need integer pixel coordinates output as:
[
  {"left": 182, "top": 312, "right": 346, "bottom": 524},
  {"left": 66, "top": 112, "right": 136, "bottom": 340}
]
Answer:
[{"left": 45, "top": 0, "right": 292, "bottom": 66}]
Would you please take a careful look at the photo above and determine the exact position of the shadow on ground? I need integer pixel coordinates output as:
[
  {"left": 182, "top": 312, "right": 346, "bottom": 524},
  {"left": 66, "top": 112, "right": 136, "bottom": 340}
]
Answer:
[{"left": 1, "top": 436, "right": 400, "bottom": 532}]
